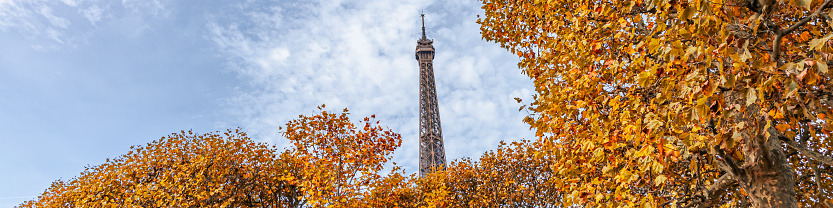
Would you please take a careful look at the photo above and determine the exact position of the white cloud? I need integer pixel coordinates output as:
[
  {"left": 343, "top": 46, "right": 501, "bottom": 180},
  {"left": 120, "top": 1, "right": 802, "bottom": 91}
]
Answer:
[
  {"left": 121, "top": 0, "right": 167, "bottom": 18},
  {"left": 208, "top": 0, "right": 536, "bottom": 175},
  {"left": 38, "top": 6, "right": 69, "bottom": 28},
  {"left": 255, "top": 47, "right": 290, "bottom": 71},
  {"left": 43, "top": 27, "right": 63, "bottom": 43},
  {"left": 0, "top": 0, "right": 171, "bottom": 47},
  {"left": 0, "top": 0, "right": 31, "bottom": 31},
  {"left": 60, "top": 0, "right": 77, "bottom": 7},
  {"left": 82, "top": 5, "right": 103, "bottom": 26}
]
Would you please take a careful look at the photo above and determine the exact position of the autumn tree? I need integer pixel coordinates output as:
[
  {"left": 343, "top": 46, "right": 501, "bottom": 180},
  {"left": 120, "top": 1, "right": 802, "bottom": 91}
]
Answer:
[
  {"left": 19, "top": 107, "right": 405, "bottom": 208},
  {"left": 465, "top": 140, "right": 562, "bottom": 207},
  {"left": 404, "top": 140, "right": 562, "bottom": 207},
  {"left": 281, "top": 106, "right": 403, "bottom": 207},
  {"left": 361, "top": 166, "right": 421, "bottom": 207},
  {"left": 479, "top": 0, "right": 833, "bottom": 207},
  {"left": 19, "top": 129, "right": 303, "bottom": 207}
]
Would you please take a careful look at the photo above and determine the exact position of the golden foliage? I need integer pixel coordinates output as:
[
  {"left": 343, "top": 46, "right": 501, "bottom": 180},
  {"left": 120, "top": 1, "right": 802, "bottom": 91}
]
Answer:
[
  {"left": 19, "top": 108, "right": 404, "bottom": 208},
  {"left": 417, "top": 140, "right": 563, "bottom": 207},
  {"left": 282, "top": 107, "right": 402, "bottom": 207},
  {"left": 19, "top": 129, "right": 303, "bottom": 207},
  {"left": 479, "top": 0, "right": 833, "bottom": 207}
]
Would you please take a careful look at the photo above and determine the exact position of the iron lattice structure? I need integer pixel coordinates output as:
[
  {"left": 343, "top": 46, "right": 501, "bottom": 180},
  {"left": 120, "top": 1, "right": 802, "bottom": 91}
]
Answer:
[{"left": 416, "top": 14, "right": 446, "bottom": 177}]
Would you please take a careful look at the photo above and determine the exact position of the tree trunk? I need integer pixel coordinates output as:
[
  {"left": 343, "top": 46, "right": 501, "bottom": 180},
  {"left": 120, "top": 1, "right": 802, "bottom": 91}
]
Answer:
[
  {"left": 724, "top": 91, "right": 798, "bottom": 207},
  {"left": 738, "top": 131, "right": 797, "bottom": 208}
]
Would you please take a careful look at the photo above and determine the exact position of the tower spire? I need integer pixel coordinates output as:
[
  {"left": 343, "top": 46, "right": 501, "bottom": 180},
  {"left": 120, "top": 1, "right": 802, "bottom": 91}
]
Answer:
[{"left": 420, "top": 11, "right": 426, "bottom": 39}]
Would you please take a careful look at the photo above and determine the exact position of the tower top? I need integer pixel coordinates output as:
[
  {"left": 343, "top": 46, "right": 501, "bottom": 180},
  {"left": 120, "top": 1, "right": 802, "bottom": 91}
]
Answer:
[
  {"left": 420, "top": 12, "right": 427, "bottom": 40},
  {"left": 416, "top": 11, "right": 434, "bottom": 58}
]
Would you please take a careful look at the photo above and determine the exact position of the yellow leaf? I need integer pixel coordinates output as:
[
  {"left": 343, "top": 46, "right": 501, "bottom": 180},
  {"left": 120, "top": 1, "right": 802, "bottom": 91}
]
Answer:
[
  {"left": 746, "top": 88, "right": 757, "bottom": 106},
  {"left": 654, "top": 175, "right": 667, "bottom": 186},
  {"left": 809, "top": 33, "right": 833, "bottom": 51},
  {"left": 682, "top": 6, "right": 696, "bottom": 20}
]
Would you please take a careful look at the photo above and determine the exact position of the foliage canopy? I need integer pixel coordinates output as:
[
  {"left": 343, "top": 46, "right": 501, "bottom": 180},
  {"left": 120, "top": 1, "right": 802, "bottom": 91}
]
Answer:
[
  {"left": 19, "top": 129, "right": 303, "bottom": 207},
  {"left": 478, "top": 0, "right": 833, "bottom": 207},
  {"left": 19, "top": 108, "right": 404, "bottom": 208}
]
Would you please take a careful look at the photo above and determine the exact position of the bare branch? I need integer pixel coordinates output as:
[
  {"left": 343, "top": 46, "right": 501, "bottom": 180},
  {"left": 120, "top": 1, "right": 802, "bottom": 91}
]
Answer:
[
  {"left": 771, "top": 0, "right": 833, "bottom": 63},
  {"left": 778, "top": 136, "right": 833, "bottom": 166},
  {"left": 682, "top": 174, "right": 738, "bottom": 208},
  {"left": 813, "top": 162, "right": 825, "bottom": 204},
  {"left": 715, "top": 145, "right": 745, "bottom": 177}
]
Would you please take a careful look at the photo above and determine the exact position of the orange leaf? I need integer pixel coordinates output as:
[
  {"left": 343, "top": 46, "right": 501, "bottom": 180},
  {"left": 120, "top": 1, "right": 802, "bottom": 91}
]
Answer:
[{"left": 775, "top": 123, "right": 790, "bottom": 132}]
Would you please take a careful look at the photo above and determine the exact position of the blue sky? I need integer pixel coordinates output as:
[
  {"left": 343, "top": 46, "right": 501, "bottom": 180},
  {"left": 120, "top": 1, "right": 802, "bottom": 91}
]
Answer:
[{"left": 0, "top": 0, "right": 534, "bottom": 206}]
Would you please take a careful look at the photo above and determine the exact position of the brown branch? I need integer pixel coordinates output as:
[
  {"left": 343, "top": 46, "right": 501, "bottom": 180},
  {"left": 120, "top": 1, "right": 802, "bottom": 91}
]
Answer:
[
  {"left": 771, "top": 0, "right": 833, "bottom": 63},
  {"left": 715, "top": 145, "right": 745, "bottom": 177},
  {"left": 726, "top": 23, "right": 753, "bottom": 38},
  {"left": 813, "top": 162, "right": 825, "bottom": 203},
  {"left": 778, "top": 136, "right": 833, "bottom": 166},
  {"left": 714, "top": 156, "right": 734, "bottom": 173},
  {"left": 681, "top": 174, "right": 738, "bottom": 208}
]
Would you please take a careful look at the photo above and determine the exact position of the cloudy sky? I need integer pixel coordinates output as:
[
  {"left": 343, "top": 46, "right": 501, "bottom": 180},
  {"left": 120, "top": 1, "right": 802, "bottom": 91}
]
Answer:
[{"left": 0, "top": 0, "right": 534, "bottom": 205}]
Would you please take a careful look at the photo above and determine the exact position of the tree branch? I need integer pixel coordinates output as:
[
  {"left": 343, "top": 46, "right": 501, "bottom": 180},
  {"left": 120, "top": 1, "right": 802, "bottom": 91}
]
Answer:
[
  {"left": 813, "top": 162, "right": 825, "bottom": 204},
  {"left": 681, "top": 174, "right": 738, "bottom": 208},
  {"left": 771, "top": 0, "right": 833, "bottom": 63},
  {"left": 715, "top": 145, "right": 745, "bottom": 177},
  {"left": 778, "top": 136, "right": 833, "bottom": 166}
]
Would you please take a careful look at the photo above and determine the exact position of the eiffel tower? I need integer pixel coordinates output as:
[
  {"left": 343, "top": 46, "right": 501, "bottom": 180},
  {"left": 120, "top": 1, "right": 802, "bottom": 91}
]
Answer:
[{"left": 415, "top": 13, "right": 446, "bottom": 177}]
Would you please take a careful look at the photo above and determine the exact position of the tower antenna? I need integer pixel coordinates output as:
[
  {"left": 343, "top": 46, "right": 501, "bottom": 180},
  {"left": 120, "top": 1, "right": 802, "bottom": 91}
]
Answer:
[{"left": 420, "top": 11, "right": 426, "bottom": 39}]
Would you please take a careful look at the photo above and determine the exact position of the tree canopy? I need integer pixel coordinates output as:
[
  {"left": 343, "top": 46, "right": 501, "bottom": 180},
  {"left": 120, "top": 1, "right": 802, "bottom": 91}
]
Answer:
[
  {"left": 281, "top": 107, "right": 402, "bottom": 207},
  {"left": 19, "top": 108, "right": 403, "bottom": 208},
  {"left": 19, "top": 129, "right": 303, "bottom": 207},
  {"left": 478, "top": 0, "right": 833, "bottom": 207}
]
